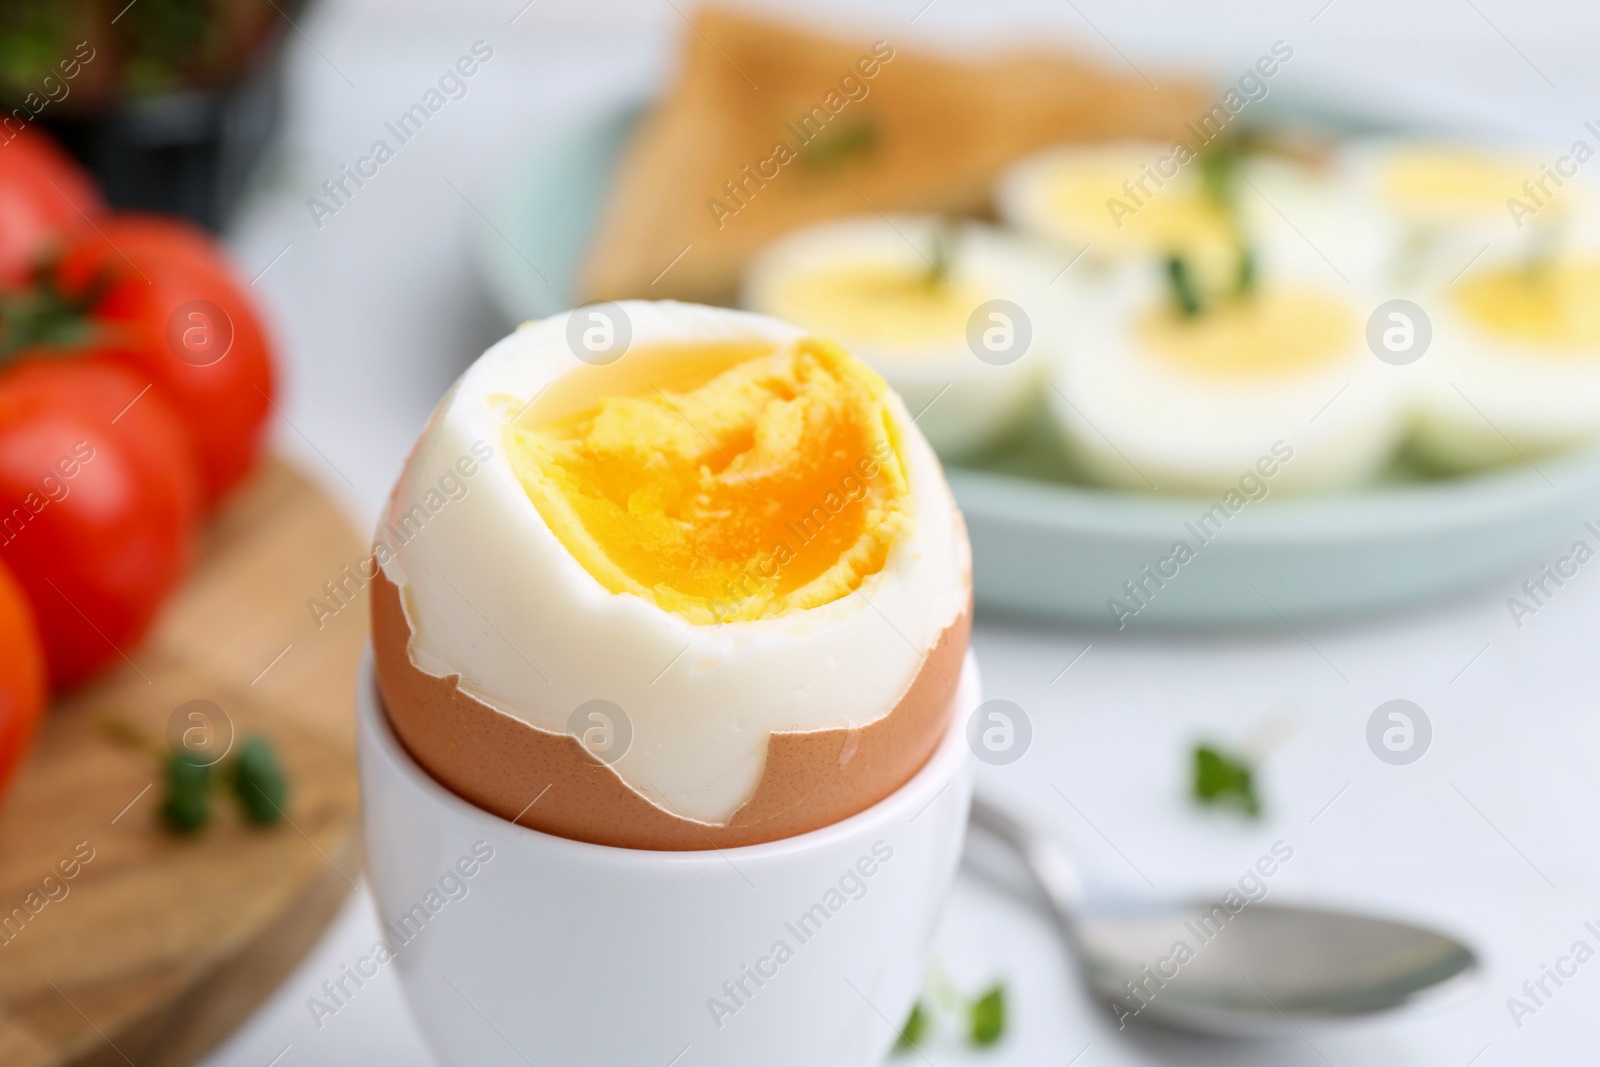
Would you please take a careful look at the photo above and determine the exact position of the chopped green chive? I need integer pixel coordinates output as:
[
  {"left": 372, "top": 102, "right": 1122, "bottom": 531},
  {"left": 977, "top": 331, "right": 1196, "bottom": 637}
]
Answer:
[
  {"left": 1192, "top": 743, "right": 1262, "bottom": 817},
  {"left": 894, "top": 1001, "right": 928, "bottom": 1052},
  {"left": 925, "top": 219, "right": 957, "bottom": 289},
  {"left": 161, "top": 751, "right": 213, "bottom": 833},
  {"left": 798, "top": 117, "right": 878, "bottom": 168},
  {"left": 1235, "top": 245, "right": 1257, "bottom": 296},
  {"left": 969, "top": 983, "right": 1007, "bottom": 1047},
  {"left": 231, "top": 736, "right": 288, "bottom": 826},
  {"left": 1198, "top": 141, "right": 1241, "bottom": 213},
  {"left": 1166, "top": 255, "right": 1203, "bottom": 317}
]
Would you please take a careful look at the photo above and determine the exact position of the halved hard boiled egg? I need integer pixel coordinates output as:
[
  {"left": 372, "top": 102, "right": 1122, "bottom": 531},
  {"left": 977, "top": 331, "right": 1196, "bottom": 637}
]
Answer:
[
  {"left": 996, "top": 142, "right": 1240, "bottom": 277},
  {"left": 372, "top": 301, "right": 972, "bottom": 850},
  {"left": 1413, "top": 251, "right": 1600, "bottom": 470},
  {"left": 996, "top": 139, "right": 1375, "bottom": 290},
  {"left": 1345, "top": 141, "right": 1585, "bottom": 288},
  {"left": 1049, "top": 263, "right": 1407, "bottom": 493},
  {"left": 743, "top": 216, "right": 1058, "bottom": 458}
]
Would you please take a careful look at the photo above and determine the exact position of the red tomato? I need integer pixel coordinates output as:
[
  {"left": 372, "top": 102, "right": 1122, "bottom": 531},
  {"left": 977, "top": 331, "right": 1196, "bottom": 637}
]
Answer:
[
  {"left": 0, "top": 126, "right": 104, "bottom": 287},
  {"left": 0, "top": 559, "right": 47, "bottom": 800},
  {"left": 0, "top": 355, "right": 201, "bottom": 688},
  {"left": 57, "top": 215, "right": 276, "bottom": 507}
]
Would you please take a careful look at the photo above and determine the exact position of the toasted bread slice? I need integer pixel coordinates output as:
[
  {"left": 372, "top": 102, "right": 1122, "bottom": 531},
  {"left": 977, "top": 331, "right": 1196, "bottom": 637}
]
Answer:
[{"left": 579, "top": 7, "right": 1210, "bottom": 306}]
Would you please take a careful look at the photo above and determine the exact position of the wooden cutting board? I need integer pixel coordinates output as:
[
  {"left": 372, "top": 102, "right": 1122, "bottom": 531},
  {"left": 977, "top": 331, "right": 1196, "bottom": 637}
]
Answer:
[{"left": 0, "top": 461, "right": 371, "bottom": 1067}]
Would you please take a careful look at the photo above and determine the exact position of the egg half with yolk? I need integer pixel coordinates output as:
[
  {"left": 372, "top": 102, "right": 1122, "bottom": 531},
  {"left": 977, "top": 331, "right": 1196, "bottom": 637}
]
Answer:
[
  {"left": 1049, "top": 264, "right": 1408, "bottom": 493},
  {"left": 1412, "top": 252, "right": 1600, "bottom": 470},
  {"left": 995, "top": 141, "right": 1376, "bottom": 290},
  {"left": 371, "top": 301, "right": 972, "bottom": 850},
  {"left": 743, "top": 216, "right": 1058, "bottom": 458},
  {"left": 997, "top": 142, "right": 1239, "bottom": 278},
  {"left": 1345, "top": 141, "right": 1586, "bottom": 288}
]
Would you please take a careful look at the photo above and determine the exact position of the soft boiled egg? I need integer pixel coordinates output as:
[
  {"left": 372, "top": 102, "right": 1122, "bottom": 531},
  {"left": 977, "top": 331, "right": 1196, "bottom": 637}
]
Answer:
[
  {"left": 742, "top": 216, "right": 1058, "bottom": 458},
  {"left": 371, "top": 301, "right": 972, "bottom": 851},
  {"left": 1049, "top": 262, "right": 1407, "bottom": 494},
  {"left": 1412, "top": 251, "right": 1600, "bottom": 470}
]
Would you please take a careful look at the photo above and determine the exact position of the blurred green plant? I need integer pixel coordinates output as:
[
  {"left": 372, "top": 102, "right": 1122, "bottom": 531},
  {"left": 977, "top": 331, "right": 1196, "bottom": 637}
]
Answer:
[
  {"left": 121, "top": 0, "right": 215, "bottom": 96},
  {"left": 0, "top": 0, "right": 301, "bottom": 108},
  {"left": 0, "top": 2, "right": 71, "bottom": 96}
]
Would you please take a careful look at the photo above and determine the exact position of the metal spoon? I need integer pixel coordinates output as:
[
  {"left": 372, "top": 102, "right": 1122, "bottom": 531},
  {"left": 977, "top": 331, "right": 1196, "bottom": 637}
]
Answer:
[{"left": 966, "top": 795, "right": 1481, "bottom": 1035}]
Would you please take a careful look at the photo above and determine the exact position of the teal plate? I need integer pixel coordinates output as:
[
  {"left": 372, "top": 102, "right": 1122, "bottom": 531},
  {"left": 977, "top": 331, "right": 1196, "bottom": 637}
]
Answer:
[{"left": 474, "top": 104, "right": 1600, "bottom": 629}]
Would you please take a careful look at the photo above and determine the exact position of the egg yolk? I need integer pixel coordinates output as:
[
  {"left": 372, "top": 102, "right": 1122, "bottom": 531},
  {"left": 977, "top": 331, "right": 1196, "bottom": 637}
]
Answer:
[
  {"left": 507, "top": 338, "right": 912, "bottom": 624},
  {"left": 1383, "top": 151, "right": 1537, "bottom": 218},
  {"left": 1138, "top": 289, "right": 1356, "bottom": 379},
  {"left": 1456, "top": 261, "right": 1600, "bottom": 351},
  {"left": 1047, "top": 160, "right": 1236, "bottom": 252},
  {"left": 775, "top": 265, "right": 987, "bottom": 349}
]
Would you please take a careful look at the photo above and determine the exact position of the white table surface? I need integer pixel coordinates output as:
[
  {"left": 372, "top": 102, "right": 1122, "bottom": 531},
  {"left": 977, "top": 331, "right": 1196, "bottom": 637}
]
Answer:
[{"left": 199, "top": 3, "right": 1600, "bottom": 1063}]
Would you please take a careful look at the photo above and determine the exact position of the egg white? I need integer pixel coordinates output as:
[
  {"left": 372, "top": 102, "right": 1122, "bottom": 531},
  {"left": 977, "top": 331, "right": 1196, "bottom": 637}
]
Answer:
[
  {"left": 1049, "top": 263, "right": 1409, "bottom": 494},
  {"left": 378, "top": 301, "right": 970, "bottom": 826},
  {"left": 1412, "top": 251, "right": 1600, "bottom": 471},
  {"left": 743, "top": 215, "right": 1060, "bottom": 458},
  {"left": 1241, "top": 154, "right": 1393, "bottom": 289}
]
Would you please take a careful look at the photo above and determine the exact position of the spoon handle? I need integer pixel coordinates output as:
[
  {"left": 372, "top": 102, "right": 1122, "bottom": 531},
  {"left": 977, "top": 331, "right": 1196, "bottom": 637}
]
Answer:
[{"left": 968, "top": 793, "right": 1086, "bottom": 936}]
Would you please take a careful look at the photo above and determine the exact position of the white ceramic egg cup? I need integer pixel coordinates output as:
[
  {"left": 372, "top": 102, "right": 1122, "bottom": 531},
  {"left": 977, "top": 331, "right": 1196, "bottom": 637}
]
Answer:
[{"left": 358, "top": 650, "right": 978, "bottom": 1067}]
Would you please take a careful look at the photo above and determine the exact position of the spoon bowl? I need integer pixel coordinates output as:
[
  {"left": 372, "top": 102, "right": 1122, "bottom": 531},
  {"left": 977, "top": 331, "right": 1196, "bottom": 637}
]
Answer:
[
  {"left": 968, "top": 795, "right": 1481, "bottom": 1036},
  {"left": 1077, "top": 899, "right": 1481, "bottom": 1034}
]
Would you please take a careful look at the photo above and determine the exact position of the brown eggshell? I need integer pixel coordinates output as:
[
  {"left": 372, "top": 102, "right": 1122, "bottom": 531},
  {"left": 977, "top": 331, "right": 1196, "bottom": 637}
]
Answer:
[{"left": 371, "top": 567, "right": 970, "bottom": 851}]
